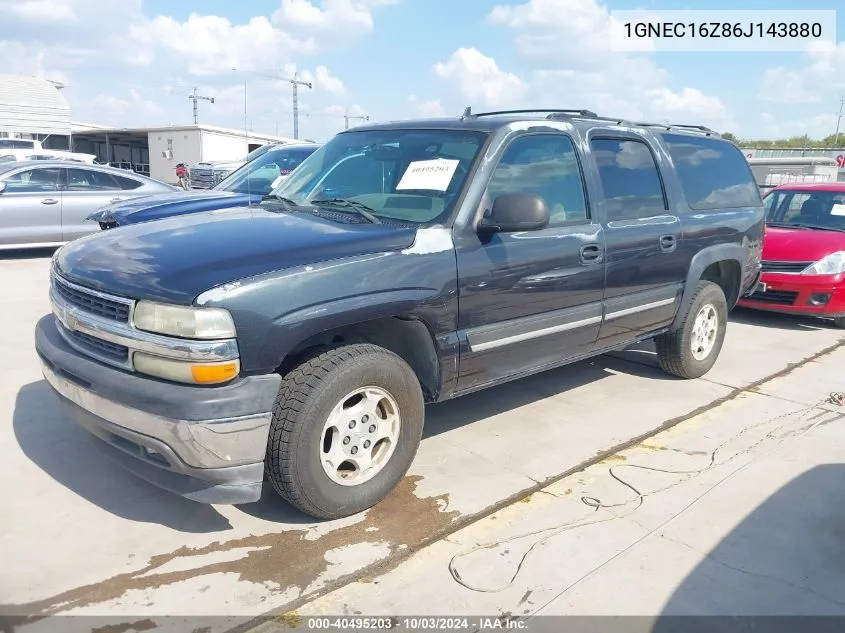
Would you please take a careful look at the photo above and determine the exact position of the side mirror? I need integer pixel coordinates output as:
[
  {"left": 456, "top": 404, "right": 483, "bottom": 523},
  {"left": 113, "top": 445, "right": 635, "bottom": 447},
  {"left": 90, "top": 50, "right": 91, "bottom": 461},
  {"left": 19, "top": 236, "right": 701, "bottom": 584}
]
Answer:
[
  {"left": 0, "top": 181, "right": 6, "bottom": 194},
  {"left": 478, "top": 192, "right": 549, "bottom": 233}
]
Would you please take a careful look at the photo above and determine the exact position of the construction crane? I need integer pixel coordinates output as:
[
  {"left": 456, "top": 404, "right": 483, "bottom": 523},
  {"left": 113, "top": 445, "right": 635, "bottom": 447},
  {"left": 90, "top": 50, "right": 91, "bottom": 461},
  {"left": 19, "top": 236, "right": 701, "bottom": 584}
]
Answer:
[
  {"left": 188, "top": 87, "right": 214, "bottom": 125},
  {"left": 304, "top": 108, "right": 370, "bottom": 130}
]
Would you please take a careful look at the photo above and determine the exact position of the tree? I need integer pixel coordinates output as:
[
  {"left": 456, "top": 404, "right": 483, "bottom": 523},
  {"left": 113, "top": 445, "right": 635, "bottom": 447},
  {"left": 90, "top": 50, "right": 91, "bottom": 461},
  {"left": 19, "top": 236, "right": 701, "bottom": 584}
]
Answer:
[{"left": 721, "top": 132, "right": 739, "bottom": 144}]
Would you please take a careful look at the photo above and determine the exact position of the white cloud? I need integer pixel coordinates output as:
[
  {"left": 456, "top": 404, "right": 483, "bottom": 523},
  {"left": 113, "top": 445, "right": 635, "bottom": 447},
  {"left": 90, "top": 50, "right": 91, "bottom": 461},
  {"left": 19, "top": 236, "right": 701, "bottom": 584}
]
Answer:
[
  {"left": 759, "top": 67, "right": 820, "bottom": 104},
  {"left": 431, "top": 0, "right": 733, "bottom": 132},
  {"left": 434, "top": 48, "right": 526, "bottom": 108},
  {"left": 417, "top": 99, "right": 446, "bottom": 117},
  {"left": 312, "top": 66, "right": 345, "bottom": 94},
  {"left": 756, "top": 112, "right": 838, "bottom": 140},
  {"left": 1, "top": 0, "right": 77, "bottom": 21},
  {"left": 758, "top": 41, "right": 845, "bottom": 104}
]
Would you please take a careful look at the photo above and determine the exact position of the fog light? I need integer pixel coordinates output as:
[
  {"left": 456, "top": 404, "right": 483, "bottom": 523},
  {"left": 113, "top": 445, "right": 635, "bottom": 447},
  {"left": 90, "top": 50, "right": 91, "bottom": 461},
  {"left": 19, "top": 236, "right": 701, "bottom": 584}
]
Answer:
[{"left": 807, "top": 293, "right": 832, "bottom": 306}]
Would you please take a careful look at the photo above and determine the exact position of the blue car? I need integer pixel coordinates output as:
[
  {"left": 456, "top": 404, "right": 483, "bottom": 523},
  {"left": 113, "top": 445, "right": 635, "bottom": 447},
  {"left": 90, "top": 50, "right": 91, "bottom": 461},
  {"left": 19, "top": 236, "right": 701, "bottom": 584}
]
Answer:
[{"left": 88, "top": 142, "right": 321, "bottom": 229}]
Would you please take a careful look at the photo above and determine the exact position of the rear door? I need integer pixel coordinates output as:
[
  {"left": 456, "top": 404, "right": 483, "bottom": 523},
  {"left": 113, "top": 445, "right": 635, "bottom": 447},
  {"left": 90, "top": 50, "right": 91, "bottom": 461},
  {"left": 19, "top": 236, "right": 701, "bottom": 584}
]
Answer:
[
  {"left": 585, "top": 133, "right": 686, "bottom": 348},
  {"left": 455, "top": 131, "right": 606, "bottom": 390},
  {"left": 60, "top": 167, "right": 139, "bottom": 241},
  {"left": 0, "top": 166, "right": 63, "bottom": 246}
]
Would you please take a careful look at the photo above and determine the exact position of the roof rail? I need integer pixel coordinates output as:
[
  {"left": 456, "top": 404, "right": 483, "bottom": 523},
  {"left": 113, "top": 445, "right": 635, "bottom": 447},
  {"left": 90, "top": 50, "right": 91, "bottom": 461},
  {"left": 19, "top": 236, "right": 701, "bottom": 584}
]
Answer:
[
  {"left": 464, "top": 108, "right": 600, "bottom": 119},
  {"left": 632, "top": 122, "right": 719, "bottom": 136}
]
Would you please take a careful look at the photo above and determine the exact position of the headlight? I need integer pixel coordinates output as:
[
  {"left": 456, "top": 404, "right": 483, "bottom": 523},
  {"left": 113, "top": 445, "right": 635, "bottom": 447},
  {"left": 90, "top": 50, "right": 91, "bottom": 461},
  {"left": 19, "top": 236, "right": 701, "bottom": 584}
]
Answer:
[
  {"left": 134, "top": 353, "right": 240, "bottom": 385},
  {"left": 802, "top": 251, "right": 845, "bottom": 275},
  {"left": 133, "top": 301, "right": 236, "bottom": 339}
]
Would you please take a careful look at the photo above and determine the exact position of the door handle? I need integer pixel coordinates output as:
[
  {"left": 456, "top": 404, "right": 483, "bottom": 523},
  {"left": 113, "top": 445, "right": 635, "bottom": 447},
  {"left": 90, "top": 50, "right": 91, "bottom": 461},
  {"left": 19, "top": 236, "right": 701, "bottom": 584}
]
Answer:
[
  {"left": 659, "top": 234, "right": 677, "bottom": 253},
  {"left": 579, "top": 243, "right": 603, "bottom": 265},
  {"left": 41, "top": 198, "right": 59, "bottom": 205},
  {"left": 110, "top": 198, "right": 123, "bottom": 203}
]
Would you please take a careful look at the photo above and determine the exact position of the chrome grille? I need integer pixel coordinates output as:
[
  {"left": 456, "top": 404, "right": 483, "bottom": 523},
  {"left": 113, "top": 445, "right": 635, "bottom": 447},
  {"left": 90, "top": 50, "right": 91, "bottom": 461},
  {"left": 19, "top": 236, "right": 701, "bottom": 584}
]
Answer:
[
  {"left": 68, "top": 328, "right": 129, "bottom": 361},
  {"left": 189, "top": 167, "right": 224, "bottom": 189},
  {"left": 760, "top": 260, "right": 811, "bottom": 274},
  {"left": 52, "top": 274, "right": 131, "bottom": 322}
]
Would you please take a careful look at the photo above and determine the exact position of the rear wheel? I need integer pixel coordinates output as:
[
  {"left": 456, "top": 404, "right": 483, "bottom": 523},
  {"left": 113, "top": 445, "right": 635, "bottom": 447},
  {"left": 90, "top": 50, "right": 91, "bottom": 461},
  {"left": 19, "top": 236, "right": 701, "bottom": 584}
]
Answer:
[
  {"left": 265, "top": 344, "right": 424, "bottom": 520},
  {"left": 655, "top": 280, "right": 728, "bottom": 379}
]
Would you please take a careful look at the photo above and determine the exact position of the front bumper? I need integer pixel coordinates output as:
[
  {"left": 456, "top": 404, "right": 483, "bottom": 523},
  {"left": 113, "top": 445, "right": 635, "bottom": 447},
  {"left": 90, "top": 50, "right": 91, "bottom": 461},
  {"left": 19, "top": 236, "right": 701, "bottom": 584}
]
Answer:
[
  {"left": 737, "top": 272, "right": 845, "bottom": 318},
  {"left": 34, "top": 315, "right": 281, "bottom": 504}
]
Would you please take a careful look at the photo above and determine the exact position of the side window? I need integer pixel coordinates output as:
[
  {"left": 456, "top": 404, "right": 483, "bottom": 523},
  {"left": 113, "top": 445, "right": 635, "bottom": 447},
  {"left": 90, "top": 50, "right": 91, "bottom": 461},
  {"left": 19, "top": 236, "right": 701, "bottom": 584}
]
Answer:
[
  {"left": 589, "top": 138, "right": 667, "bottom": 222},
  {"left": 112, "top": 174, "right": 143, "bottom": 190},
  {"left": 486, "top": 134, "right": 588, "bottom": 227},
  {"left": 2, "top": 168, "right": 61, "bottom": 192},
  {"left": 66, "top": 168, "right": 121, "bottom": 191},
  {"left": 661, "top": 133, "right": 761, "bottom": 210}
]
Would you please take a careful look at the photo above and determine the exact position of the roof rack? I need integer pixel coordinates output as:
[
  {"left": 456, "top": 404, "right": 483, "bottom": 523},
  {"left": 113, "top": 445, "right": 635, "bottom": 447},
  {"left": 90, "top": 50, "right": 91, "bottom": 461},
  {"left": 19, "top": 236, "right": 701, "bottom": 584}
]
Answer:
[
  {"left": 458, "top": 106, "right": 720, "bottom": 136},
  {"left": 632, "top": 122, "right": 719, "bottom": 136},
  {"left": 461, "top": 107, "right": 600, "bottom": 119}
]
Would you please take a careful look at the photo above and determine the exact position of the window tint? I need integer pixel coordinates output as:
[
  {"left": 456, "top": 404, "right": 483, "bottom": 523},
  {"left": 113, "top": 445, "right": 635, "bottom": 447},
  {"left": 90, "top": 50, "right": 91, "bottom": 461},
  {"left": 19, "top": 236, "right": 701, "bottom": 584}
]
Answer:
[
  {"left": 590, "top": 138, "right": 666, "bottom": 222},
  {"left": 661, "top": 133, "right": 761, "bottom": 210},
  {"left": 2, "top": 168, "right": 61, "bottom": 192},
  {"left": 112, "top": 173, "right": 143, "bottom": 190},
  {"left": 66, "top": 168, "right": 121, "bottom": 191},
  {"left": 486, "top": 134, "right": 588, "bottom": 226}
]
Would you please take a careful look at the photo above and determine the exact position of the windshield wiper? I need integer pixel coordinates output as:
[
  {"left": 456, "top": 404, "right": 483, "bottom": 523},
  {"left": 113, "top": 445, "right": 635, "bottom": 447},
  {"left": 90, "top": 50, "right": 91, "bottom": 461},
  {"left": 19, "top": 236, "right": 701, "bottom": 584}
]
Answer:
[
  {"left": 261, "top": 193, "right": 299, "bottom": 205},
  {"left": 310, "top": 198, "right": 382, "bottom": 224},
  {"left": 789, "top": 222, "right": 845, "bottom": 233}
]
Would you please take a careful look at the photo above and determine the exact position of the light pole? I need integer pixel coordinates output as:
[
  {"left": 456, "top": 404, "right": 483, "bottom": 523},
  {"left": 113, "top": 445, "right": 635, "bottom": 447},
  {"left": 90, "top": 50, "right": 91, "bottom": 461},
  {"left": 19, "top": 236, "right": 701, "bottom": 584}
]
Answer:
[{"left": 834, "top": 96, "right": 844, "bottom": 147}]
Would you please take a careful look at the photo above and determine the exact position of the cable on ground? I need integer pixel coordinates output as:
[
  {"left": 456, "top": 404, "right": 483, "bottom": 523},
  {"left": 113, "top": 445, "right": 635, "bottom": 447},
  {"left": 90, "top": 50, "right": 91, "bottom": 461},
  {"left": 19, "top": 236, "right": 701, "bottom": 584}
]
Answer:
[{"left": 448, "top": 393, "right": 844, "bottom": 593}]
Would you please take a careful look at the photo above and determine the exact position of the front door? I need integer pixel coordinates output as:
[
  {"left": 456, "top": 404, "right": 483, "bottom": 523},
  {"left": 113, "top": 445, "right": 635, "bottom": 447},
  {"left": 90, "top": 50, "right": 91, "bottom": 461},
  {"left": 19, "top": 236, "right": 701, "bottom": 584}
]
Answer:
[
  {"left": 586, "top": 135, "right": 686, "bottom": 348},
  {"left": 455, "top": 132, "right": 606, "bottom": 391},
  {"left": 0, "top": 166, "right": 63, "bottom": 246}
]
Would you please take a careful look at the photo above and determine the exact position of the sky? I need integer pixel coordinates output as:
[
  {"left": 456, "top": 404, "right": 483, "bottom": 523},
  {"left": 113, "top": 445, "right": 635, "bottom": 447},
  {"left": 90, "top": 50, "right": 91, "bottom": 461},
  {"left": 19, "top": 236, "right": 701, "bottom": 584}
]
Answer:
[{"left": 0, "top": 0, "right": 844, "bottom": 142}]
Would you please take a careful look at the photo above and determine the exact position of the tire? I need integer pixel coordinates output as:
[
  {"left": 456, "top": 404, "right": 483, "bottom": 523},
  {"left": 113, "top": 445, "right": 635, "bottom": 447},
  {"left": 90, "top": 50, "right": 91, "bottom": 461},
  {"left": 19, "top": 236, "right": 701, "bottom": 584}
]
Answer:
[
  {"left": 265, "top": 343, "right": 425, "bottom": 520},
  {"left": 833, "top": 316, "right": 845, "bottom": 329},
  {"left": 655, "top": 280, "right": 728, "bottom": 379}
]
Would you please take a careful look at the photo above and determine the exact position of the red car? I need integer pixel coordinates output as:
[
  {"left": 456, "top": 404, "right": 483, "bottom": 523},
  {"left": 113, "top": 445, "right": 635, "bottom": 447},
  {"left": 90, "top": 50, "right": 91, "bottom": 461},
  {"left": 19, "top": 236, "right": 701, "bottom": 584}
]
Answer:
[{"left": 738, "top": 182, "right": 845, "bottom": 328}]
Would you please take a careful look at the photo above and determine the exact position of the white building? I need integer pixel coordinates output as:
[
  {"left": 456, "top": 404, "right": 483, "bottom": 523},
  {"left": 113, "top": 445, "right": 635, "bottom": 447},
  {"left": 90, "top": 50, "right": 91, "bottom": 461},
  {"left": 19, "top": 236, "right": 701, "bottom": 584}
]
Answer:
[
  {"left": 70, "top": 124, "right": 299, "bottom": 183},
  {"left": 0, "top": 73, "right": 300, "bottom": 184},
  {"left": 0, "top": 74, "right": 71, "bottom": 143}
]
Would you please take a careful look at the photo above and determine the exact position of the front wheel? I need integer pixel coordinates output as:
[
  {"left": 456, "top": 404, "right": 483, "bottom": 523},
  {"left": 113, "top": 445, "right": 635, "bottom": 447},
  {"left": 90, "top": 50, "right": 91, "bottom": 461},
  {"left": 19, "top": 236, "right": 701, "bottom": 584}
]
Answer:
[
  {"left": 655, "top": 280, "right": 728, "bottom": 379},
  {"left": 265, "top": 344, "right": 425, "bottom": 520}
]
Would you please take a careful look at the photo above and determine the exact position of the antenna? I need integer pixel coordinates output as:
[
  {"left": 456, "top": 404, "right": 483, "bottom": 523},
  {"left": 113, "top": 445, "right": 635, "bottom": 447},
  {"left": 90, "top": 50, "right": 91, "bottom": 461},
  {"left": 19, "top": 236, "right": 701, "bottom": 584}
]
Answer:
[{"left": 188, "top": 87, "right": 215, "bottom": 125}]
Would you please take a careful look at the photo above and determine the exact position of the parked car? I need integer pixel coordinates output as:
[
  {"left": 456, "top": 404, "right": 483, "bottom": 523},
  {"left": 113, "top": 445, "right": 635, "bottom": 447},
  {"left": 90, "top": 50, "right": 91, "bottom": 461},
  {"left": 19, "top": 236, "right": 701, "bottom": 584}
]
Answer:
[
  {"left": 34, "top": 109, "right": 764, "bottom": 520},
  {"left": 0, "top": 161, "right": 178, "bottom": 250},
  {"left": 188, "top": 142, "right": 281, "bottom": 189},
  {"left": 87, "top": 142, "right": 321, "bottom": 228},
  {"left": 737, "top": 182, "right": 845, "bottom": 327}
]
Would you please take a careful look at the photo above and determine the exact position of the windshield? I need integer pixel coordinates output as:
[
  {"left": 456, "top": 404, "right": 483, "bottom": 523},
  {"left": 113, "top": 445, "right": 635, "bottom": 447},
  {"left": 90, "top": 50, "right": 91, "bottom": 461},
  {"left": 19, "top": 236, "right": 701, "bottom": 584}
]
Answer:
[
  {"left": 214, "top": 145, "right": 318, "bottom": 195},
  {"left": 764, "top": 189, "right": 845, "bottom": 231},
  {"left": 271, "top": 128, "right": 488, "bottom": 225}
]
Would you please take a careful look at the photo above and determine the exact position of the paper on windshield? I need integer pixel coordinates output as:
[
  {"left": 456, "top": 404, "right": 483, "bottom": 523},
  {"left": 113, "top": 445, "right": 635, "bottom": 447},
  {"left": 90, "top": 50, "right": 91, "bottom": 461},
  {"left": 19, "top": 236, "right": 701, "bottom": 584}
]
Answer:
[
  {"left": 396, "top": 158, "right": 459, "bottom": 191},
  {"left": 831, "top": 203, "right": 845, "bottom": 216},
  {"left": 270, "top": 175, "right": 285, "bottom": 189}
]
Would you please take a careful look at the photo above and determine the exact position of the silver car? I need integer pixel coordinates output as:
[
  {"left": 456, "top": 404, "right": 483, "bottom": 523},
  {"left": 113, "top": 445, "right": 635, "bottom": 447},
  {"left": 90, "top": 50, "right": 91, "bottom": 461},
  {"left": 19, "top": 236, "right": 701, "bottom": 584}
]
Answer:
[{"left": 0, "top": 161, "right": 178, "bottom": 250}]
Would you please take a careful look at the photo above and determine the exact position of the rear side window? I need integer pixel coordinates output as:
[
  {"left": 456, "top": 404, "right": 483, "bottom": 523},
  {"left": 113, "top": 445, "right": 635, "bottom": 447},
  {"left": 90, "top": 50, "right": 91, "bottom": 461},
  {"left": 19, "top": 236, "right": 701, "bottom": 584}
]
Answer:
[
  {"left": 589, "top": 138, "right": 667, "bottom": 222},
  {"left": 661, "top": 134, "right": 761, "bottom": 210},
  {"left": 112, "top": 173, "right": 143, "bottom": 190}
]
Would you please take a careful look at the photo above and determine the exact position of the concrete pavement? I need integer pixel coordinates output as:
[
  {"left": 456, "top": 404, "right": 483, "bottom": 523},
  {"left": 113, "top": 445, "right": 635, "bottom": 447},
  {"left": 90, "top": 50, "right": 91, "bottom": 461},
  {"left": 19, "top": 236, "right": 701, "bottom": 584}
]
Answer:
[{"left": 1, "top": 251, "right": 843, "bottom": 633}]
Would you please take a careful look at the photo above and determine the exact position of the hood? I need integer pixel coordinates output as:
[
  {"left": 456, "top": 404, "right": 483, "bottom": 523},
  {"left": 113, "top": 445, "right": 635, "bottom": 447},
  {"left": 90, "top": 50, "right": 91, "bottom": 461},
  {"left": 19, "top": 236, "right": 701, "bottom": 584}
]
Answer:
[
  {"left": 763, "top": 225, "right": 845, "bottom": 262},
  {"left": 56, "top": 207, "right": 418, "bottom": 304},
  {"left": 86, "top": 190, "right": 260, "bottom": 226}
]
